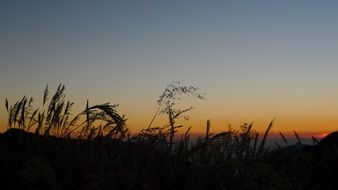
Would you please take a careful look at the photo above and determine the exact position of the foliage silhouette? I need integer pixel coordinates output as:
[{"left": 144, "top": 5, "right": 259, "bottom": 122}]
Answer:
[
  {"left": 5, "top": 84, "right": 127, "bottom": 139},
  {"left": 1, "top": 83, "right": 337, "bottom": 190}
]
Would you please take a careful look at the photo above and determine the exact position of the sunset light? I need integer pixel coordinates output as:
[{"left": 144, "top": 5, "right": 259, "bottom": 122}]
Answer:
[{"left": 1, "top": 1, "right": 338, "bottom": 189}]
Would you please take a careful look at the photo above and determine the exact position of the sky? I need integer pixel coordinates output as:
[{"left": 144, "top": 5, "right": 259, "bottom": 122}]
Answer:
[{"left": 1, "top": 0, "right": 338, "bottom": 137}]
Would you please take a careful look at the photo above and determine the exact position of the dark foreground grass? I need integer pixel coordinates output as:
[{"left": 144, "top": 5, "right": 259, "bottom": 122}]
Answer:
[{"left": 1, "top": 84, "right": 337, "bottom": 190}]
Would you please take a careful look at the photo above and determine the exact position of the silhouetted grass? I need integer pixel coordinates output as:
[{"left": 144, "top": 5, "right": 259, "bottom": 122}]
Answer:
[
  {"left": 1, "top": 83, "right": 337, "bottom": 190},
  {"left": 5, "top": 84, "right": 127, "bottom": 140}
]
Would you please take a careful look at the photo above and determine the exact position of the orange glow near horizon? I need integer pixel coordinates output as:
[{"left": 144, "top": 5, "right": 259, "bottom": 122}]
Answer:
[
  {"left": 2, "top": 1, "right": 338, "bottom": 147},
  {"left": 1, "top": 113, "right": 337, "bottom": 139},
  {"left": 0, "top": 85, "right": 337, "bottom": 138},
  {"left": 314, "top": 132, "right": 330, "bottom": 139}
]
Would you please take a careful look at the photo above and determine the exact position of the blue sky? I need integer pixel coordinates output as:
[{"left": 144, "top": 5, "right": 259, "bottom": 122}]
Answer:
[{"left": 1, "top": 0, "right": 338, "bottom": 135}]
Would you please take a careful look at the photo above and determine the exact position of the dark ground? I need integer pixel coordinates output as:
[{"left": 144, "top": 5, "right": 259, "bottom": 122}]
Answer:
[{"left": 1, "top": 128, "right": 338, "bottom": 190}]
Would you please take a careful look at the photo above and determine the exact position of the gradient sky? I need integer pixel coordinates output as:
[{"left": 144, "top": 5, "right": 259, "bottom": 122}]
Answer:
[{"left": 1, "top": 0, "right": 338, "bottom": 137}]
